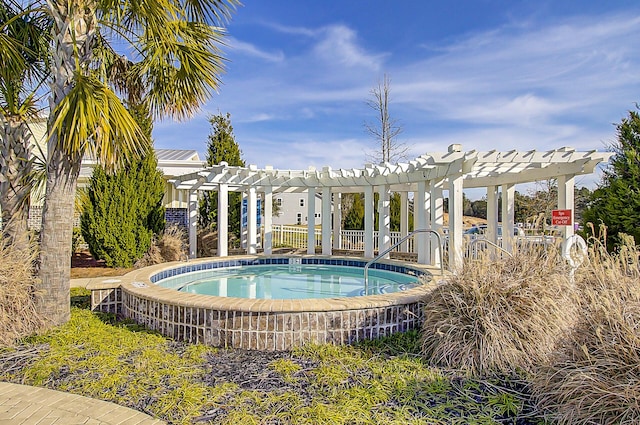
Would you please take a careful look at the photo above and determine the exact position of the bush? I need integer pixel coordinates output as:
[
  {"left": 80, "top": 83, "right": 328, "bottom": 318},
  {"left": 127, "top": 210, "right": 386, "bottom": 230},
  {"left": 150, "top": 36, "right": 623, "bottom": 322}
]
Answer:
[
  {"left": 81, "top": 151, "right": 165, "bottom": 268},
  {"left": 421, "top": 246, "right": 578, "bottom": 376},
  {"left": 0, "top": 238, "right": 44, "bottom": 345},
  {"left": 532, "top": 234, "right": 640, "bottom": 424},
  {"left": 135, "top": 225, "right": 187, "bottom": 267}
]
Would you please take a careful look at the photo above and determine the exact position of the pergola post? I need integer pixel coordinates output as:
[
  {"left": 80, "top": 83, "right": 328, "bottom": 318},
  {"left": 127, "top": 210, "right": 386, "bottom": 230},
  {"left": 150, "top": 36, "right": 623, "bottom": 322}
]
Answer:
[
  {"left": 307, "top": 187, "right": 316, "bottom": 254},
  {"left": 263, "top": 186, "right": 273, "bottom": 255},
  {"left": 501, "top": 183, "right": 515, "bottom": 253},
  {"left": 332, "top": 192, "right": 342, "bottom": 250},
  {"left": 486, "top": 185, "right": 499, "bottom": 245},
  {"left": 247, "top": 187, "right": 257, "bottom": 254},
  {"left": 430, "top": 180, "right": 444, "bottom": 267},
  {"left": 557, "top": 174, "right": 575, "bottom": 239},
  {"left": 448, "top": 174, "right": 464, "bottom": 271},
  {"left": 400, "top": 191, "right": 409, "bottom": 252},
  {"left": 217, "top": 184, "right": 228, "bottom": 257},
  {"left": 364, "top": 186, "right": 374, "bottom": 258},
  {"left": 188, "top": 189, "right": 198, "bottom": 259},
  {"left": 415, "top": 181, "right": 428, "bottom": 264},
  {"left": 321, "top": 187, "right": 332, "bottom": 255},
  {"left": 378, "top": 185, "right": 391, "bottom": 259}
]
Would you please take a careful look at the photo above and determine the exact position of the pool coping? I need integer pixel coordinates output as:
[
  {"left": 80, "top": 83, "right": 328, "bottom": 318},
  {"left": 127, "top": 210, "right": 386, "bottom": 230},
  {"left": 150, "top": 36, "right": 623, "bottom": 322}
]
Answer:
[{"left": 87, "top": 254, "right": 443, "bottom": 313}]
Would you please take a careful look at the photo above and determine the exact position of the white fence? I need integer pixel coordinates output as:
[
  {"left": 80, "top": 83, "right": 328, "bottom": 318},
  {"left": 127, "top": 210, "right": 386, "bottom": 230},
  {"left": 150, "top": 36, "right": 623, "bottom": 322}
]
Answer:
[
  {"left": 271, "top": 225, "right": 556, "bottom": 259},
  {"left": 271, "top": 225, "right": 416, "bottom": 252}
]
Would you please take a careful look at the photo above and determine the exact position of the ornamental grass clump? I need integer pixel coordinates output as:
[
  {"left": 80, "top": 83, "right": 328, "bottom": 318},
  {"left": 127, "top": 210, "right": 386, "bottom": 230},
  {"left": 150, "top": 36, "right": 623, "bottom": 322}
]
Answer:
[
  {"left": 0, "top": 238, "right": 44, "bottom": 345},
  {"left": 421, "top": 245, "right": 578, "bottom": 376},
  {"left": 135, "top": 224, "right": 187, "bottom": 267},
  {"left": 533, "top": 233, "right": 640, "bottom": 424}
]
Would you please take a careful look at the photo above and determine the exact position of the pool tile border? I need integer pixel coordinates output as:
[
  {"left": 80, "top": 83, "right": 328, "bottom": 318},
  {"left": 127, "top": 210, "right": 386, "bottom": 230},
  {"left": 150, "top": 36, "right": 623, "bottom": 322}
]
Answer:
[{"left": 89, "top": 255, "right": 441, "bottom": 350}]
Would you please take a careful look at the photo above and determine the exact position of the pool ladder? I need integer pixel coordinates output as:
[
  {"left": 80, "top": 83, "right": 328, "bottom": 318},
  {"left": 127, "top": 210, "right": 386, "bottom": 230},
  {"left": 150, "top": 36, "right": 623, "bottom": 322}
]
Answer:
[{"left": 363, "top": 229, "right": 444, "bottom": 294}]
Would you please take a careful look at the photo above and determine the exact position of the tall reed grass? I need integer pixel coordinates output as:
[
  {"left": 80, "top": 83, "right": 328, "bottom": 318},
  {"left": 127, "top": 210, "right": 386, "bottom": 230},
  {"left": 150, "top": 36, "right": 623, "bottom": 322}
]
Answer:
[
  {"left": 0, "top": 238, "right": 45, "bottom": 345},
  {"left": 135, "top": 225, "right": 187, "bottom": 267},
  {"left": 421, "top": 245, "right": 578, "bottom": 376},
  {"left": 533, "top": 232, "right": 640, "bottom": 424}
]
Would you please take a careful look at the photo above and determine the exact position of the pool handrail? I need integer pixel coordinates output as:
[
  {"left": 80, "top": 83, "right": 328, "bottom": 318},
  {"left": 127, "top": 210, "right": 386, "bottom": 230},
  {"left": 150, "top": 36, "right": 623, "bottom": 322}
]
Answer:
[
  {"left": 468, "top": 238, "right": 513, "bottom": 259},
  {"left": 364, "top": 229, "right": 444, "bottom": 294}
]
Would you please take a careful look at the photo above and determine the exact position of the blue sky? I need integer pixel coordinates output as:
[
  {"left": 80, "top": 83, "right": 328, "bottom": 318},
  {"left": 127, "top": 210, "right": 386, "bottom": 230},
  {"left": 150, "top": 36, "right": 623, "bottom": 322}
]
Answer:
[{"left": 153, "top": 0, "right": 640, "bottom": 189}]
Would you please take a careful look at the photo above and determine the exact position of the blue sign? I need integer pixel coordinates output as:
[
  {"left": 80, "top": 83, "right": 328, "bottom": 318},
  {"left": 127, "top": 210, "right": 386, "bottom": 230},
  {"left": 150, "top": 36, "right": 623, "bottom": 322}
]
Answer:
[{"left": 241, "top": 198, "right": 262, "bottom": 228}]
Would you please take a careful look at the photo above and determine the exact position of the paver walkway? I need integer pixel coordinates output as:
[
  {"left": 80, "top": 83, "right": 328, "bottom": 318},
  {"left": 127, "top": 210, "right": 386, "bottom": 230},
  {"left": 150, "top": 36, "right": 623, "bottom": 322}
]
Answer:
[{"left": 0, "top": 382, "right": 165, "bottom": 425}]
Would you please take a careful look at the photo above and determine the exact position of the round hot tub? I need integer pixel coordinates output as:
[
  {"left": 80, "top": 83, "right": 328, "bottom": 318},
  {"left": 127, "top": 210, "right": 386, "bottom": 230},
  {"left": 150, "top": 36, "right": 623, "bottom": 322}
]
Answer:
[{"left": 89, "top": 256, "right": 439, "bottom": 350}]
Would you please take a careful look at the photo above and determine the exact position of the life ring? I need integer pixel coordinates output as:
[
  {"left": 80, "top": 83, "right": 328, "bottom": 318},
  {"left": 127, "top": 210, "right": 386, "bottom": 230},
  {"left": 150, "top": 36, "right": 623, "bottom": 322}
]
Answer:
[{"left": 562, "top": 234, "right": 588, "bottom": 269}]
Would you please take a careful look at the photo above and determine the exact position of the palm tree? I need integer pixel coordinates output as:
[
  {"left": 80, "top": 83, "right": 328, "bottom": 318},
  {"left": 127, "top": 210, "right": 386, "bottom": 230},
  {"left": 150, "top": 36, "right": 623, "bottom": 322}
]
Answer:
[
  {"left": 38, "top": 0, "right": 238, "bottom": 325},
  {"left": 0, "top": 0, "right": 50, "bottom": 251}
]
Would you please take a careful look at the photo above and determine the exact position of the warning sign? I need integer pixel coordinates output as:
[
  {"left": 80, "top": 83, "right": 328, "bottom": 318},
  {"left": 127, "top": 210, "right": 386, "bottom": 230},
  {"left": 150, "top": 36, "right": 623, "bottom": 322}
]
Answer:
[{"left": 552, "top": 209, "right": 572, "bottom": 226}]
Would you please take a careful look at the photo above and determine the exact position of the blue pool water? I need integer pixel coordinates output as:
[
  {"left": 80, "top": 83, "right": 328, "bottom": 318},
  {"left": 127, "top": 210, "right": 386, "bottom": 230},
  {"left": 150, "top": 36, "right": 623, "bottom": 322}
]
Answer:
[{"left": 156, "top": 264, "right": 420, "bottom": 299}]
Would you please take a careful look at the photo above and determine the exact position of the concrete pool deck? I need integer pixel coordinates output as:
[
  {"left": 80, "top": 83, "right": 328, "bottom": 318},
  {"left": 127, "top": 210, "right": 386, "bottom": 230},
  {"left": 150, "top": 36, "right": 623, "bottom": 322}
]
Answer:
[{"left": 0, "top": 381, "right": 165, "bottom": 425}]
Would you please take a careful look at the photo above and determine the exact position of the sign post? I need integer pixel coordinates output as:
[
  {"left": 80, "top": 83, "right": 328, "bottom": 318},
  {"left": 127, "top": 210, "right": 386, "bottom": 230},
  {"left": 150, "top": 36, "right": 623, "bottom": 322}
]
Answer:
[{"left": 552, "top": 209, "right": 572, "bottom": 226}]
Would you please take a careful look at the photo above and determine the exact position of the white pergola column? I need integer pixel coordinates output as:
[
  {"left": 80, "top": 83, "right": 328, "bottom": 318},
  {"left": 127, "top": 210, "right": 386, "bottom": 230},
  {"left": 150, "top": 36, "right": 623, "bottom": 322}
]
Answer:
[
  {"left": 364, "top": 186, "right": 375, "bottom": 258},
  {"left": 377, "top": 185, "right": 391, "bottom": 259},
  {"left": 307, "top": 187, "right": 316, "bottom": 255},
  {"left": 188, "top": 189, "right": 198, "bottom": 259},
  {"left": 415, "top": 181, "right": 428, "bottom": 264},
  {"left": 431, "top": 180, "right": 444, "bottom": 267},
  {"left": 263, "top": 186, "right": 273, "bottom": 255},
  {"left": 321, "top": 187, "right": 332, "bottom": 255},
  {"left": 486, "top": 185, "right": 499, "bottom": 245},
  {"left": 557, "top": 174, "right": 575, "bottom": 239},
  {"left": 217, "top": 184, "right": 228, "bottom": 257},
  {"left": 448, "top": 174, "right": 464, "bottom": 271},
  {"left": 400, "top": 191, "right": 409, "bottom": 252},
  {"left": 501, "top": 183, "right": 515, "bottom": 253},
  {"left": 247, "top": 187, "right": 258, "bottom": 254},
  {"left": 332, "top": 192, "right": 342, "bottom": 250}
]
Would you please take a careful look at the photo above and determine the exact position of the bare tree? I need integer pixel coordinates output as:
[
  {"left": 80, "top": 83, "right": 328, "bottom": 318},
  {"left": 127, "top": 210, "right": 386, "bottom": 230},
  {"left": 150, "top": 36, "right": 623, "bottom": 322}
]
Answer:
[{"left": 364, "top": 74, "right": 408, "bottom": 163}]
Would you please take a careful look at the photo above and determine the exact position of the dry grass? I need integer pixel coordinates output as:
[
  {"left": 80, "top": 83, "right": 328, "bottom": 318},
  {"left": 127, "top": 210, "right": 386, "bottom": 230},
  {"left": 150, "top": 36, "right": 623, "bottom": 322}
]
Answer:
[
  {"left": 135, "top": 225, "right": 187, "bottom": 267},
  {"left": 0, "top": 238, "right": 45, "bottom": 346},
  {"left": 532, "top": 233, "right": 640, "bottom": 424},
  {"left": 421, "top": 245, "right": 578, "bottom": 376}
]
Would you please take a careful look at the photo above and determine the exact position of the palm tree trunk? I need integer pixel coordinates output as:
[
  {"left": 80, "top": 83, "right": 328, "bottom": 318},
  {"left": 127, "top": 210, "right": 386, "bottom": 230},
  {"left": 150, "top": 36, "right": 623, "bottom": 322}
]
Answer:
[
  {"left": 38, "top": 148, "right": 80, "bottom": 325},
  {"left": 38, "top": 0, "right": 96, "bottom": 326},
  {"left": 0, "top": 116, "right": 32, "bottom": 252}
]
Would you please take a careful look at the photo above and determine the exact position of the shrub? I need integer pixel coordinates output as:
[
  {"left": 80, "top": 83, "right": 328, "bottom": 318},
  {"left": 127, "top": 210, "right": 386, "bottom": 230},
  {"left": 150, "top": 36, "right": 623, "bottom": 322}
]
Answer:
[
  {"left": 533, "top": 234, "right": 640, "bottom": 424},
  {"left": 81, "top": 150, "right": 165, "bottom": 268},
  {"left": 135, "top": 225, "right": 187, "bottom": 267},
  {"left": 421, "top": 246, "right": 578, "bottom": 376},
  {"left": 0, "top": 238, "right": 44, "bottom": 345}
]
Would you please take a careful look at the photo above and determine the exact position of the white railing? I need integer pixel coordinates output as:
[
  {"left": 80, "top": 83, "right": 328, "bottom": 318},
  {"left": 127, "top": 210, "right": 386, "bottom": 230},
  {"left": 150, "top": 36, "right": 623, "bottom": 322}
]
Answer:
[
  {"left": 272, "top": 225, "right": 321, "bottom": 249},
  {"left": 272, "top": 226, "right": 416, "bottom": 252}
]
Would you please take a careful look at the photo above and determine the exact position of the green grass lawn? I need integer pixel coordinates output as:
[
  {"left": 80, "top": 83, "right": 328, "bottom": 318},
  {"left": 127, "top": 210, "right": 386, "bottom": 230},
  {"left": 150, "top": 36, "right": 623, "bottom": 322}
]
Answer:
[{"left": 0, "top": 289, "right": 546, "bottom": 425}]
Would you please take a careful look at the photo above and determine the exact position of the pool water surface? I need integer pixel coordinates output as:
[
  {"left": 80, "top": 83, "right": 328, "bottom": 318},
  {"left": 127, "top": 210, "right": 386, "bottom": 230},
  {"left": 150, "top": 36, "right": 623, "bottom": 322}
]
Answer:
[{"left": 157, "top": 264, "right": 420, "bottom": 299}]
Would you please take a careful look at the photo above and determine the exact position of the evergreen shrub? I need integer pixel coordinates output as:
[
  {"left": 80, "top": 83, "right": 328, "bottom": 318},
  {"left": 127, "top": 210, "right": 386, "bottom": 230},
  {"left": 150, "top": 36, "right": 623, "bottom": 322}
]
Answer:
[{"left": 81, "top": 151, "right": 165, "bottom": 267}]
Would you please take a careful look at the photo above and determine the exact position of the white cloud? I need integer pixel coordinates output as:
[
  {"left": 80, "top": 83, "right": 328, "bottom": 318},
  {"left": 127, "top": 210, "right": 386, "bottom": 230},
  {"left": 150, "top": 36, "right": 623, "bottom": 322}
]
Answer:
[
  {"left": 313, "top": 25, "right": 385, "bottom": 70},
  {"left": 227, "top": 37, "right": 285, "bottom": 62}
]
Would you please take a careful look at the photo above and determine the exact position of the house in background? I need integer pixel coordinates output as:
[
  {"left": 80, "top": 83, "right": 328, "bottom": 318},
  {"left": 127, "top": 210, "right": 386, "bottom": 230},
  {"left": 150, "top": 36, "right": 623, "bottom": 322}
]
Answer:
[{"left": 273, "top": 192, "right": 324, "bottom": 226}]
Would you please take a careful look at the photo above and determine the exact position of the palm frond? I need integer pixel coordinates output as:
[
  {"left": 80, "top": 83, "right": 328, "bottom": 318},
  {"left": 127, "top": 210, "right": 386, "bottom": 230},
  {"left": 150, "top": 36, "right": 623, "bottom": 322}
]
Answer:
[
  {"left": 50, "top": 73, "right": 147, "bottom": 170},
  {"left": 140, "top": 20, "right": 227, "bottom": 120}
]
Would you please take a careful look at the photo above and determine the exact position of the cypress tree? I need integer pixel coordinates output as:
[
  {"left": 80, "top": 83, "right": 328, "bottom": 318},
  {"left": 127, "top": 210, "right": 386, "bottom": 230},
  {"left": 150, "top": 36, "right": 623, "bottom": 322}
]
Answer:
[
  {"left": 582, "top": 108, "right": 640, "bottom": 247},
  {"left": 199, "top": 112, "right": 245, "bottom": 240},
  {"left": 80, "top": 104, "right": 165, "bottom": 267}
]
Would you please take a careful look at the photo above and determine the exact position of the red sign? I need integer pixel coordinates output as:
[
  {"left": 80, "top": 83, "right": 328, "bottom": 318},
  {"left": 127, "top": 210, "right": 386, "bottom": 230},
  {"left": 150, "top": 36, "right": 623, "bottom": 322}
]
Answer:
[{"left": 552, "top": 209, "right": 572, "bottom": 226}]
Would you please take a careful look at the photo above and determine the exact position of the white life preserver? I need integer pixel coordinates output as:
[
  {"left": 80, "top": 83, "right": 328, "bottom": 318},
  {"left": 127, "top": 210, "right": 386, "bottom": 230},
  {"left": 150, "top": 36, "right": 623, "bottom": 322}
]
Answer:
[{"left": 562, "top": 234, "right": 588, "bottom": 269}]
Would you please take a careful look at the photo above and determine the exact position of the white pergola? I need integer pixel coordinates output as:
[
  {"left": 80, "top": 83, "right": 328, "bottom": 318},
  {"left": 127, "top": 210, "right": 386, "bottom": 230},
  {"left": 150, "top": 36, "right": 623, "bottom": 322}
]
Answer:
[{"left": 170, "top": 145, "right": 612, "bottom": 270}]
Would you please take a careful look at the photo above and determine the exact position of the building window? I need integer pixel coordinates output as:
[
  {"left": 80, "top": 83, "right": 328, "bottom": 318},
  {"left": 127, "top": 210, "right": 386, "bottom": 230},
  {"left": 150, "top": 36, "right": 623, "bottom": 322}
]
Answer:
[
  {"left": 276, "top": 198, "right": 282, "bottom": 206},
  {"left": 296, "top": 213, "right": 302, "bottom": 225},
  {"left": 299, "top": 198, "right": 305, "bottom": 207},
  {"left": 315, "top": 213, "right": 321, "bottom": 218}
]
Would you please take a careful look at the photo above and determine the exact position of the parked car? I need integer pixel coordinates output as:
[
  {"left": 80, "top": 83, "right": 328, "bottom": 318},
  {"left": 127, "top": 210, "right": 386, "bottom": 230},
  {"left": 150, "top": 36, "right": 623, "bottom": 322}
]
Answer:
[{"left": 464, "top": 225, "right": 524, "bottom": 237}]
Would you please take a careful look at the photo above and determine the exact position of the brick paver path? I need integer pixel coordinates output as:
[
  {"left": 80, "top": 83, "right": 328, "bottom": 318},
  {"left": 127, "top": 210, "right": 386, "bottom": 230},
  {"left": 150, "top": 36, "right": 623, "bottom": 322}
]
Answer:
[{"left": 0, "top": 382, "right": 165, "bottom": 424}]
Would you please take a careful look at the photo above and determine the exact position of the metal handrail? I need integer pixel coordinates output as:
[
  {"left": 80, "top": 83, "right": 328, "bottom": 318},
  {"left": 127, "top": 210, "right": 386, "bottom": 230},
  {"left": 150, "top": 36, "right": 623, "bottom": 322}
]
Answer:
[
  {"left": 363, "top": 229, "right": 444, "bottom": 294},
  {"left": 469, "top": 238, "right": 513, "bottom": 258}
]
